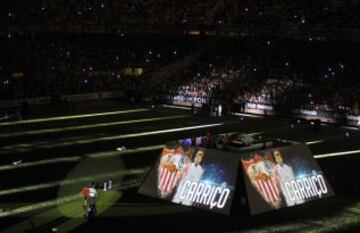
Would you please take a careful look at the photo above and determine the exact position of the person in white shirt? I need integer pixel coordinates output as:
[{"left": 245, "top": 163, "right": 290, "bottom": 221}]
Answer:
[
  {"left": 88, "top": 187, "right": 97, "bottom": 198},
  {"left": 172, "top": 150, "right": 205, "bottom": 206},
  {"left": 273, "top": 151, "right": 303, "bottom": 207},
  {"left": 86, "top": 182, "right": 98, "bottom": 217},
  {"left": 218, "top": 104, "right": 223, "bottom": 117}
]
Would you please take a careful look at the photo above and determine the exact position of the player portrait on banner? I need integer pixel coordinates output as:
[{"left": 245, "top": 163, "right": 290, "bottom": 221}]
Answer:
[
  {"left": 172, "top": 149, "right": 205, "bottom": 206},
  {"left": 273, "top": 150, "right": 304, "bottom": 207}
]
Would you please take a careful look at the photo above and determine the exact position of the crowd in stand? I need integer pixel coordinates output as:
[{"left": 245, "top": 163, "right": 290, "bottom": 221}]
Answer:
[
  {"left": 166, "top": 37, "right": 360, "bottom": 114},
  {"left": 0, "top": 0, "right": 359, "bottom": 30},
  {"left": 1, "top": 0, "right": 360, "bottom": 117},
  {"left": 0, "top": 33, "right": 200, "bottom": 100},
  {"left": 1, "top": 33, "right": 360, "bottom": 116}
]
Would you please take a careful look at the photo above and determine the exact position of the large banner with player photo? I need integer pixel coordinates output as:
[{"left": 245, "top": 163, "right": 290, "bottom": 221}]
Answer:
[
  {"left": 240, "top": 144, "right": 335, "bottom": 215},
  {"left": 138, "top": 143, "right": 240, "bottom": 215}
]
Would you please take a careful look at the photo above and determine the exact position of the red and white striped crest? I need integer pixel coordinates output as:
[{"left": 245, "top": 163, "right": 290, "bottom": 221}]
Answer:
[
  {"left": 158, "top": 167, "right": 179, "bottom": 198},
  {"left": 242, "top": 157, "right": 282, "bottom": 208},
  {"left": 254, "top": 178, "right": 281, "bottom": 208}
]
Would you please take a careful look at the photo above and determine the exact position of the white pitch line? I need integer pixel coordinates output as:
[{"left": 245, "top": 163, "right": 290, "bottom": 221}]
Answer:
[
  {"left": 233, "top": 112, "right": 263, "bottom": 118},
  {"left": 0, "top": 115, "right": 188, "bottom": 138},
  {"left": 0, "top": 157, "right": 81, "bottom": 172},
  {"left": 162, "top": 104, "right": 191, "bottom": 110},
  {"left": 0, "top": 108, "right": 149, "bottom": 126},
  {"left": 314, "top": 149, "right": 360, "bottom": 159},
  {"left": 305, "top": 140, "right": 324, "bottom": 145},
  {"left": 162, "top": 105, "right": 264, "bottom": 119},
  {"left": 0, "top": 182, "right": 141, "bottom": 218},
  {"left": 1, "top": 123, "right": 224, "bottom": 152},
  {"left": 0, "top": 144, "right": 165, "bottom": 172},
  {"left": 0, "top": 130, "right": 272, "bottom": 171},
  {"left": 0, "top": 168, "right": 148, "bottom": 196}
]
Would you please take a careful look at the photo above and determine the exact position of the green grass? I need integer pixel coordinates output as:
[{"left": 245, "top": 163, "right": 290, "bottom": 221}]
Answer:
[{"left": 0, "top": 105, "right": 359, "bottom": 233}]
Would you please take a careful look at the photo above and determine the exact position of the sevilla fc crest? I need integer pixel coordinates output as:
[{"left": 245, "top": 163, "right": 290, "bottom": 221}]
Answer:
[{"left": 242, "top": 153, "right": 282, "bottom": 208}]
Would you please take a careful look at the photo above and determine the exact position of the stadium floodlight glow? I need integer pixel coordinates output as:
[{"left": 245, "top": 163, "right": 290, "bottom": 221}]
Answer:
[
  {"left": 0, "top": 181, "right": 141, "bottom": 218},
  {"left": 0, "top": 168, "right": 148, "bottom": 197},
  {"left": 1, "top": 123, "right": 224, "bottom": 153},
  {"left": 0, "top": 115, "right": 188, "bottom": 138},
  {"left": 314, "top": 149, "right": 360, "bottom": 159},
  {"left": 0, "top": 144, "right": 164, "bottom": 172},
  {"left": 0, "top": 108, "right": 149, "bottom": 126}
]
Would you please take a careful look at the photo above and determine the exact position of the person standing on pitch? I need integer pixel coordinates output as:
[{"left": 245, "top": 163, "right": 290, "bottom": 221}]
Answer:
[
  {"left": 81, "top": 185, "right": 90, "bottom": 209},
  {"left": 85, "top": 182, "right": 98, "bottom": 217}
]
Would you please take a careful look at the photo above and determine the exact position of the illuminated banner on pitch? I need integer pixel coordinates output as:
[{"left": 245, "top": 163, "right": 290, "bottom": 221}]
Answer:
[
  {"left": 138, "top": 144, "right": 240, "bottom": 214},
  {"left": 241, "top": 144, "right": 335, "bottom": 215}
]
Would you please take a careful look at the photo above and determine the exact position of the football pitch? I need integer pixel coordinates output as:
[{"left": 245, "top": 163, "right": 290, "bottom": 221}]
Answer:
[{"left": 0, "top": 103, "right": 359, "bottom": 232}]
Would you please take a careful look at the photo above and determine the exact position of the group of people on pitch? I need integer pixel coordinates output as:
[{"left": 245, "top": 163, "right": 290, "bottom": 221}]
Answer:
[
  {"left": 81, "top": 182, "right": 98, "bottom": 218},
  {"left": 81, "top": 180, "right": 112, "bottom": 218}
]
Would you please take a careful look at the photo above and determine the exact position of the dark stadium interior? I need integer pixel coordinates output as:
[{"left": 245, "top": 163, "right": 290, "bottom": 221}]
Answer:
[{"left": 0, "top": 1, "right": 360, "bottom": 232}]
